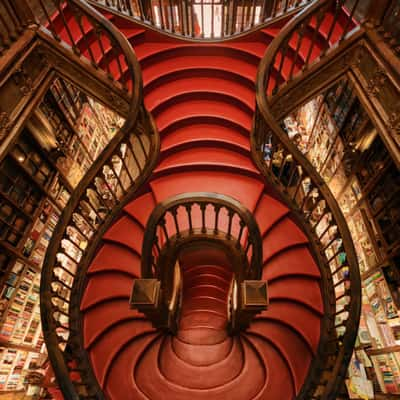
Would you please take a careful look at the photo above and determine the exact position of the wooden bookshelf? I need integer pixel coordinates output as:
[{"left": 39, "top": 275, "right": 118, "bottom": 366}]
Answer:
[
  {"left": 285, "top": 78, "right": 400, "bottom": 397},
  {"left": 0, "top": 75, "right": 124, "bottom": 395}
]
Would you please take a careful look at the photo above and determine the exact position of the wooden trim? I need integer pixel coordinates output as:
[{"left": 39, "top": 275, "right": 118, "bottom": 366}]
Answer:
[
  {"left": 253, "top": 1, "right": 364, "bottom": 398},
  {"left": 367, "top": 345, "right": 400, "bottom": 356},
  {"left": 0, "top": 241, "right": 41, "bottom": 273},
  {"left": 141, "top": 192, "right": 263, "bottom": 281},
  {"left": 33, "top": 1, "right": 157, "bottom": 399},
  {"left": 86, "top": 0, "right": 312, "bottom": 42},
  {"left": 0, "top": 339, "right": 41, "bottom": 354}
]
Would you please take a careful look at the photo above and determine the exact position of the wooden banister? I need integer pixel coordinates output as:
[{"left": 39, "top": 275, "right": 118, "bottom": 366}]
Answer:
[
  {"left": 86, "top": 0, "right": 314, "bottom": 40},
  {"left": 252, "top": 0, "right": 362, "bottom": 398},
  {"left": 35, "top": 0, "right": 160, "bottom": 398}
]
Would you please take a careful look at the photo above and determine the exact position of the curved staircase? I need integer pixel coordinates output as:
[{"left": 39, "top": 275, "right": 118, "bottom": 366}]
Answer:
[
  {"left": 82, "top": 185, "right": 323, "bottom": 400},
  {"left": 33, "top": 0, "right": 363, "bottom": 399}
]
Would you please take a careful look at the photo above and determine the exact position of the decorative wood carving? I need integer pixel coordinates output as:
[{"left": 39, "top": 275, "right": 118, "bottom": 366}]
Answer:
[
  {"left": 0, "top": 112, "right": 10, "bottom": 140},
  {"left": 366, "top": 68, "right": 389, "bottom": 97},
  {"left": 389, "top": 111, "right": 400, "bottom": 136},
  {"left": 352, "top": 40, "right": 400, "bottom": 163},
  {"left": 12, "top": 68, "right": 34, "bottom": 96}
]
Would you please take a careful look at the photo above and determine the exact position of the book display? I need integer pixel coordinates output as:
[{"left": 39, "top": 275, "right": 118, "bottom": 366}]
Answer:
[
  {"left": 285, "top": 79, "right": 400, "bottom": 396},
  {"left": 0, "top": 76, "right": 124, "bottom": 396}
]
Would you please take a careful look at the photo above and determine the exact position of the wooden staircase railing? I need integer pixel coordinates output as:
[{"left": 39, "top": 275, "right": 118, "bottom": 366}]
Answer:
[
  {"left": 261, "top": 0, "right": 364, "bottom": 97},
  {"left": 252, "top": 0, "right": 362, "bottom": 398},
  {"left": 135, "top": 192, "right": 267, "bottom": 333},
  {"left": 27, "top": 0, "right": 140, "bottom": 93},
  {"left": 32, "top": 1, "right": 160, "bottom": 399},
  {"left": 87, "top": 0, "right": 314, "bottom": 40},
  {"left": 0, "top": 0, "right": 35, "bottom": 55}
]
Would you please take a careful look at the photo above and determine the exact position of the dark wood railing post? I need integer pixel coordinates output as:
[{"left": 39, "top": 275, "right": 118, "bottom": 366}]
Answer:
[{"left": 137, "top": 0, "right": 152, "bottom": 20}]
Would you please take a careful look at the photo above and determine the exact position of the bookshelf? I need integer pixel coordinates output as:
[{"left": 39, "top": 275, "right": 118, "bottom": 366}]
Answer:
[
  {"left": 284, "top": 78, "right": 400, "bottom": 398},
  {"left": 0, "top": 76, "right": 124, "bottom": 397}
]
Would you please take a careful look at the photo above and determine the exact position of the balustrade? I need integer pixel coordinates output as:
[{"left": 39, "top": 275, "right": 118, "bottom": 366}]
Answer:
[
  {"left": 88, "top": 0, "right": 313, "bottom": 39},
  {"left": 253, "top": 1, "right": 363, "bottom": 398},
  {"left": 35, "top": 0, "right": 160, "bottom": 398},
  {"left": 134, "top": 192, "right": 267, "bottom": 333},
  {"left": 260, "top": 0, "right": 365, "bottom": 98}
]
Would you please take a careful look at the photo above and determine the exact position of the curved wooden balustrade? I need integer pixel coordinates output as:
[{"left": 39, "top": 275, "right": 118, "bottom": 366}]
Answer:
[
  {"left": 259, "top": 0, "right": 364, "bottom": 97},
  {"left": 136, "top": 192, "right": 266, "bottom": 332},
  {"left": 252, "top": 1, "right": 362, "bottom": 398},
  {"left": 27, "top": 0, "right": 140, "bottom": 94},
  {"left": 87, "top": 0, "right": 313, "bottom": 40},
  {"left": 38, "top": 1, "right": 160, "bottom": 399},
  {"left": 141, "top": 192, "right": 262, "bottom": 279}
]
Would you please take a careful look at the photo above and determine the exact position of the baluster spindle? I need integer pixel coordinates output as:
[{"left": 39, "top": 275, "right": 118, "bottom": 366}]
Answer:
[
  {"left": 171, "top": 207, "right": 181, "bottom": 236},
  {"left": 160, "top": 218, "right": 170, "bottom": 244},
  {"left": 213, "top": 204, "right": 221, "bottom": 233},
  {"left": 58, "top": 5, "right": 80, "bottom": 55},
  {"left": 200, "top": 202, "right": 206, "bottom": 232},
  {"left": 118, "top": 147, "right": 135, "bottom": 184},
  {"left": 341, "top": 0, "right": 361, "bottom": 40},
  {"left": 227, "top": 209, "right": 234, "bottom": 238},
  {"left": 236, "top": 219, "right": 245, "bottom": 247},
  {"left": 288, "top": 21, "right": 307, "bottom": 81},
  {"left": 303, "top": 8, "right": 325, "bottom": 70},
  {"left": 185, "top": 204, "right": 193, "bottom": 233}
]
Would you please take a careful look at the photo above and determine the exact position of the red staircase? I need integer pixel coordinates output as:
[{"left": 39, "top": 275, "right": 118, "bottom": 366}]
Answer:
[
  {"left": 82, "top": 184, "right": 323, "bottom": 399},
  {"left": 35, "top": 1, "right": 362, "bottom": 398},
  {"left": 76, "top": 21, "right": 328, "bottom": 384}
]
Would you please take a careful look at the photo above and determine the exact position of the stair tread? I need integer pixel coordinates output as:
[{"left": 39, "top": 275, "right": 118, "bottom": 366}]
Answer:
[
  {"left": 263, "top": 245, "right": 320, "bottom": 280},
  {"left": 88, "top": 243, "right": 141, "bottom": 277},
  {"left": 145, "top": 76, "right": 254, "bottom": 112},
  {"left": 161, "top": 124, "right": 249, "bottom": 152},
  {"left": 244, "top": 333, "right": 295, "bottom": 399},
  {"left": 254, "top": 194, "right": 289, "bottom": 236},
  {"left": 105, "top": 333, "right": 160, "bottom": 399},
  {"left": 172, "top": 335, "right": 233, "bottom": 366},
  {"left": 81, "top": 271, "right": 133, "bottom": 310},
  {"left": 150, "top": 172, "right": 264, "bottom": 212},
  {"left": 153, "top": 97, "right": 252, "bottom": 132},
  {"left": 135, "top": 335, "right": 265, "bottom": 399},
  {"left": 155, "top": 147, "right": 258, "bottom": 175},
  {"left": 103, "top": 215, "right": 144, "bottom": 254},
  {"left": 124, "top": 192, "right": 156, "bottom": 228},
  {"left": 90, "top": 320, "right": 156, "bottom": 386},
  {"left": 159, "top": 336, "right": 243, "bottom": 388},
  {"left": 247, "top": 320, "right": 312, "bottom": 393},
  {"left": 262, "top": 217, "right": 309, "bottom": 262},
  {"left": 83, "top": 299, "right": 144, "bottom": 348},
  {"left": 268, "top": 276, "right": 323, "bottom": 314},
  {"left": 256, "top": 300, "right": 321, "bottom": 350}
]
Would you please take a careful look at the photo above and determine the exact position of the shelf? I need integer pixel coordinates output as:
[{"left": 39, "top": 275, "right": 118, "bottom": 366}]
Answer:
[
  {"left": 291, "top": 80, "right": 400, "bottom": 397},
  {"left": 0, "top": 340, "right": 41, "bottom": 354},
  {"left": 0, "top": 242, "right": 40, "bottom": 273},
  {"left": 0, "top": 75, "right": 126, "bottom": 395}
]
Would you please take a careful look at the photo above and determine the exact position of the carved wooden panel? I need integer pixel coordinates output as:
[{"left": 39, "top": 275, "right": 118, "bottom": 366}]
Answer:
[
  {"left": 0, "top": 43, "right": 49, "bottom": 145},
  {"left": 270, "top": 43, "right": 364, "bottom": 120},
  {"left": 34, "top": 36, "right": 130, "bottom": 118},
  {"left": 352, "top": 42, "right": 400, "bottom": 166}
]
